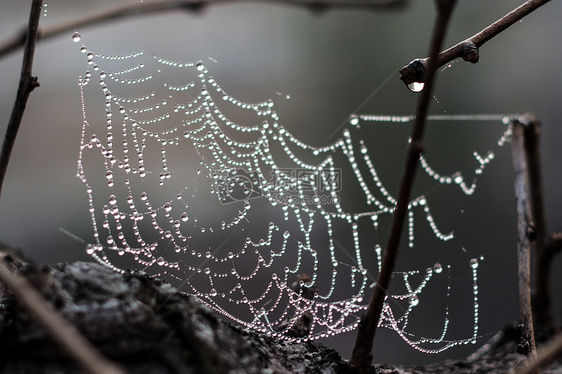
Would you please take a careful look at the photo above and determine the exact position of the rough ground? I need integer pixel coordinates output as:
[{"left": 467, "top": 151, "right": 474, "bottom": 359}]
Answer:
[{"left": 0, "top": 259, "right": 560, "bottom": 373}]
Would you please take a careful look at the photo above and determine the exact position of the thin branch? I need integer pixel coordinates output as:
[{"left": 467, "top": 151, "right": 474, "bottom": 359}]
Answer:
[
  {"left": 0, "top": 0, "right": 43, "bottom": 199},
  {"left": 511, "top": 115, "right": 540, "bottom": 370},
  {"left": 519, "top": 115, "right": 554, "bottom": 333},
  {"left": 0, "top": 263, "right": 126, "bottom": 374},
  {"left": 517, "top": 332, "right": 562, "bottom": 374},
  {"left": 348, "top": 1, "right": 457, "bottom": 373},
  {"left": 0, "top": 3, "right": 124, "bottom": 372},
  {"left": 399, "top": 0, "right": 551, "bottom": 86},
  {"left": 0, "top": 0, "right": 406, "bottom": 60},
  {"left": 545, "top": 232, "right": 562, "bottom": 256}
]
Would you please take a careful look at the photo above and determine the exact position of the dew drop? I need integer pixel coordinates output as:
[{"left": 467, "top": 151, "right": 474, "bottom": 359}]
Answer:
[
  {"left": 72, "top": 32, "right": 81, "bottom": 42},
  {"left": 157, "top": 256, "right": 165, "bottom": 266},
  {"left": 470, "top": 258, "right": 479, "bottom": 269},
  {"left": 433, "top": 262, "right": 443, "bottom": 274},
  {"left": 408, "top": 82, "right": 425, "bottom": 93}
]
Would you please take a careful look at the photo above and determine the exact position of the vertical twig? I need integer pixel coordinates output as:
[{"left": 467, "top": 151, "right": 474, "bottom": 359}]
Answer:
[
  {"left": 0, "top": 0, "right": 42, "bottom": 199},
  {"left": 511, "top": 115, "right": 540, "bottom": 371},
  {"left": 348, "top": 1, "right": 457, "bottom": 372},
  {"left": 520, "top": 117, "right": 554, "bottom": 333}
]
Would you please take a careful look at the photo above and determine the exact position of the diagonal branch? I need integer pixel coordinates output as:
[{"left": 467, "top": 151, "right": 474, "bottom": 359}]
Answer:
[
  {"left": 0, "top": 262, "right": 126, "bottom": 374},
  {"left": 399, "top": 0, "right": 551, "bottom": 87},
  {"left": 0, "top": 0, "right": 406, "bottom": 60},
  {"left": 349, "top": 1, "right": 457, "bottom": 373},
  {"left": 0, "top": 0, "right": 43, "bottom": 199}
]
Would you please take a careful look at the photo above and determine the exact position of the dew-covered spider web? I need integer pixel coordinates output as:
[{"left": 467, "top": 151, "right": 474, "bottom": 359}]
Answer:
[{"left": 75, "top": 37, "right": 515, "bottom": 352}]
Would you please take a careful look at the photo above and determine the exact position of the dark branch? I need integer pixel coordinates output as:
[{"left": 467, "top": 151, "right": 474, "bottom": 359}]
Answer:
[
  {"left": 517, "top": 331, "right": 562, "bottom": 374},
  {"left": 349, "top": 1, "right": 457, "bottom": 373},
  {"left": 0, "top": 0, "right": 43, "bottom": 199},
  {"left": 400, "top": 0, "right": 552, "bottom": 87},
  {"left": 0, "top": 0, "right": 407, "bottom": 60},
  {"left": 517, "top": 115, "right": 554, "bottom": 333},
  {"left": 511, "top": 114, "right": 539, "bottom": 367},
  {"left": 545, "top": 232, "right": 562, "bottom": 256}
]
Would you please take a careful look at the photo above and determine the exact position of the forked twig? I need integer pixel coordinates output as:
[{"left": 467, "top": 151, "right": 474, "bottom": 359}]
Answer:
[
  {"left": 399, "top": 0, "right": 552, "bottom": 87},
  {"left": 349, "top": 1, "right": 457, "bottom": 372}
]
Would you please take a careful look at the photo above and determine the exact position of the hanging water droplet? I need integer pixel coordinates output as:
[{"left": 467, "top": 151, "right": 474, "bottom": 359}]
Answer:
[
  {"left": 408, "top": 82, "right": 425, "bottom": 93},
  {"left": 157, "top": 256, "right": 165, "bottom": 266},
  {"left": 433, "top": 262, "right": 443, "bottom": 274},
  {"left": 470, "top": 258, "right": 479, "bottom": 269},
  {"left": 72, "top": 32, "right": 81, "bottom": 42}
]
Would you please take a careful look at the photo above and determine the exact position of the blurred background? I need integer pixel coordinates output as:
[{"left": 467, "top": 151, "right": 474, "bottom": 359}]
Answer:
[{"left": 0, "top": 0, "right": 561, "bottom": 366}]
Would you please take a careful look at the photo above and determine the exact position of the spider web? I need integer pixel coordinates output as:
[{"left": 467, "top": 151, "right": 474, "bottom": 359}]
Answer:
[{"left": 75, "top": 40, "right": 513, "bottom": 352}]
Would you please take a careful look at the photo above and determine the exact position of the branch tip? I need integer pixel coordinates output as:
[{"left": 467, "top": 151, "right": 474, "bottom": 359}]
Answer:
[
  {"left": 461, "top": 42, "right": 479, "bottom": 63},
  {"left": 399, "top": 59, "right": 426, "bottom": 86}
]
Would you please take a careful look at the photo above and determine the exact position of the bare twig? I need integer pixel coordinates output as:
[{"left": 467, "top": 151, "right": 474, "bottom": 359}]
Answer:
[
  {"left": 0, "top": 263, "right": 126, "bottom": 374},
  {"left": 0, "top": 0, "right": 406, "bottom": 60},
  {"left": 521, "top": 113, "right": 553, "bottom": 332},
  {"left": 517, "top": 332, "right": 562, "bottom": 374},
  {"left": 348, "top": 1, "right": 457, "bottom": 372},
  {"left": 399, "top": 0, "right": 551, "bottom": 87},
  {"left": 0, "top": 0, "right": 42, "bottom": 199},
  {"left": 0, "top": 2, "right": 125, "bottom": 372},
  {"left": 511, "top": 114, "right": 540, "bottom": 371}
]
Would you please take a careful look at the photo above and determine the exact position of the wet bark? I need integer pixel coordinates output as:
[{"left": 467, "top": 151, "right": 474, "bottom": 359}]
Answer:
[{"left": 0, "top": 247, "right": 560, "bottom": 374}]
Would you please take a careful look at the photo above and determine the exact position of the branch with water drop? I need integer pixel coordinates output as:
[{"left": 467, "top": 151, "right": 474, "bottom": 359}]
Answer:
[{"left": 400, "top": 0, "right": 552, "bottom": 88}]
